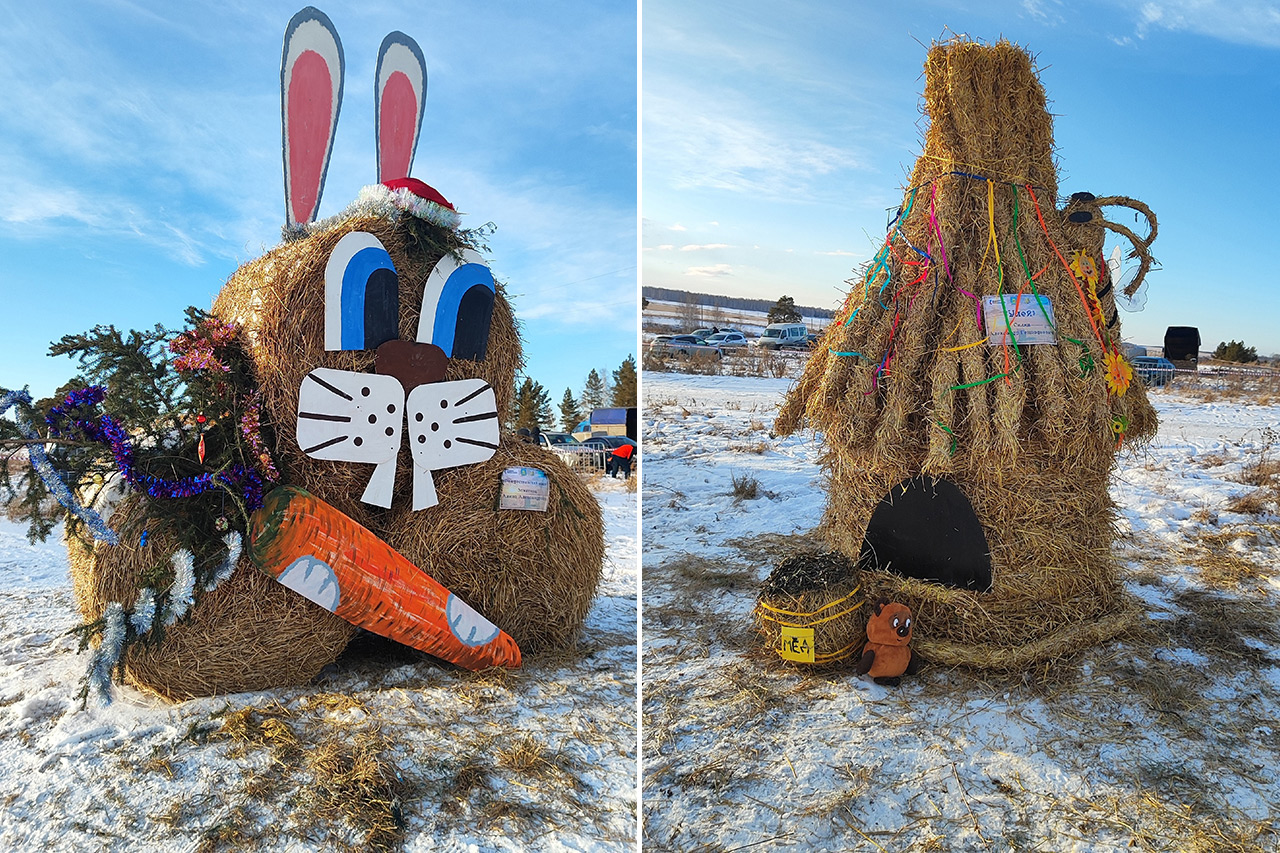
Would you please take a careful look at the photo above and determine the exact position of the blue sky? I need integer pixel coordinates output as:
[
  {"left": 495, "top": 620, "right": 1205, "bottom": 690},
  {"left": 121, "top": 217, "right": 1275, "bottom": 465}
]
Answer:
[
  {"left": 0, "top": 1, "right": 636, "bottom": 408},
  {"left": 643, "top": 0, "right": 1280, "bottom": 356}
]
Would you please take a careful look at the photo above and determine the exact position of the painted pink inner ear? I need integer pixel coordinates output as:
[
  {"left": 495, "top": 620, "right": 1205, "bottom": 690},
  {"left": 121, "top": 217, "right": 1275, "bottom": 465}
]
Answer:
[
  {"left": 379, "top": 70, "right": 417, "bottom": 182},
  {"left": 288, "top": 49, "right": 334, "bottom": 224}
]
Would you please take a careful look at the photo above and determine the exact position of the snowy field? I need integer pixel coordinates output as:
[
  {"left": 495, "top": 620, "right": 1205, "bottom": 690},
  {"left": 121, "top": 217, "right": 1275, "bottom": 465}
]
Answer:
[
  {"left": 642, "top": 371, "right": 1280, "bottom": 852},
  {"left": 0, "top": 478, "right": 637, "bottom": 852}
]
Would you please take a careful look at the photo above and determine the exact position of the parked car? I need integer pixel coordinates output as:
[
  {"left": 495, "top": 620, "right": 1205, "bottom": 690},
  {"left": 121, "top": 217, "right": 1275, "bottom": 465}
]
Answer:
[
  {"left": 649, "top": 334, "right": 722, "bottom": 359},
  {"left": 1132, "top": 356, "right": 1176, "bottom": 387},
  {"left": 752, "top": 322, "right": 809, "bottom": 350},
  {"left": 704, "top": 331, "right": 748, "bottom": 349},
  {"left": 780, "top": 333, "right": 821, "bottom": 351},
  {"left": 537, "top": 432, "right": 580, "bottom": 448}
]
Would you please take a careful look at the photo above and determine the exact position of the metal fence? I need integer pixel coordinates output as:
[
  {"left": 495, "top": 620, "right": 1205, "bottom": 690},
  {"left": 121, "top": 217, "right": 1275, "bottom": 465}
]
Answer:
[{"left": 549, "top": 445, "right": 611, "bottom": 470}]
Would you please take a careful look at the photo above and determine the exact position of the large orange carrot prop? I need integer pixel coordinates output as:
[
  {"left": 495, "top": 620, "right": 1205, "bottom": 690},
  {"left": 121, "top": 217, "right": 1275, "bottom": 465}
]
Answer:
[{"left": 248, "top": 485, "right": 520, "bottom": 670}]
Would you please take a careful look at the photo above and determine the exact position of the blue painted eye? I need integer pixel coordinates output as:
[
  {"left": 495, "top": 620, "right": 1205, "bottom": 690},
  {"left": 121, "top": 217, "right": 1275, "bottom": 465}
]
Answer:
[
  {"left": 324, "top": 231, "right": 399, "bottom": 351},
  {"left": 416, "top": 249, "right": 495, "bottom": 360}
]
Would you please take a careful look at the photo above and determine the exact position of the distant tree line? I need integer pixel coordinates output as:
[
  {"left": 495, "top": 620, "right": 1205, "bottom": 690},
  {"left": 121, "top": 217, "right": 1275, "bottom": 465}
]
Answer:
[
  {"left": 642, "top": 287, "right": 834, "bottom": 319},
  {"left": 510, "top": 355, "right": 637, "bottom": 433}
]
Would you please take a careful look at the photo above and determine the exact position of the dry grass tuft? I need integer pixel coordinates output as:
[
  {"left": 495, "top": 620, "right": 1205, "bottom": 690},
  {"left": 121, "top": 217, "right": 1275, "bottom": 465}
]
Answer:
[
  {"left": 1189, "top": 528, "right": 1272, "bottom": 588},
  {"left": 194, "top": 807, "right": 257, "bottom": 853},
  {"left": 723, "top": 350, "right": 793, "bottom": 379},
  {"left": 204, "top": 701, "right": 414, "bottom": 852},
  {"left": 729, "top": 472, "right": 759, "bottom": 501},
  {"left": 726, "top": 530, "right": 830, "bottom": 566},
  {"left": 1071, "top": 786, "right": 1279, "bottom": 853},
  {"left": 1238, "top": 438, "right": 1280, "bottom": 488},
  {"left": 442, "top": 762, "right": 492, "bottom": 815},
  {"left": 213, "top": 703, "right": 301, "bottom": 763},
  {"left": 642, "top": 350, "right": 724, "bottom": 375},
  {"left": 300, "top": 729, "right": 410, "bottom": 853},
  {"left": 729, "top": 441, "right": 770, "bottom": 454},
  {"left": 1225, "top": 489, "right": 1272, "bottom": 516}
]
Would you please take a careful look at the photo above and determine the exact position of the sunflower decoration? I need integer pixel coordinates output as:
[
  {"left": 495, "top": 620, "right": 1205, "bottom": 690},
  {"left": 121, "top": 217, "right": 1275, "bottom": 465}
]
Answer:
[
  {"left": 1103, "top": 350, "right": 1133, "bottom": 396},
  {"left": 1110, "top": 413, "right": 1131, "bottom": 444}
]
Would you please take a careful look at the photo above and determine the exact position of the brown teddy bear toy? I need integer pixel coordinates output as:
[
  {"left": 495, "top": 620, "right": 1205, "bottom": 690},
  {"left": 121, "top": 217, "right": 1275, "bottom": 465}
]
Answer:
[
  {"left": 857, "top": 598, "right": 920, "bottom": 685},
  {"left": 66, "top": 8, "right": 605, "bottom": 701}
]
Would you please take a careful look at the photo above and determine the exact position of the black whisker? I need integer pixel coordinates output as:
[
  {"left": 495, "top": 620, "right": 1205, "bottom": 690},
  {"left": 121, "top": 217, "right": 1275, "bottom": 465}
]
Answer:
[
  {"left": 452, "top": 384, "right": 491, "bottom": 407},
  {"left": 452, "top": 411, "right": 498, "bottom": 424},
  {"left": 299, "top": 411, "right": 352, "bottom": 422},
  {"left": 455, "top": 437, "right": 499, "bottom": 450},
  {"left": 307, "top": 372, "right": 353, "bottom": 401},
  {"left": 303, "top": 435, "right": 349, "bottom": 453}
]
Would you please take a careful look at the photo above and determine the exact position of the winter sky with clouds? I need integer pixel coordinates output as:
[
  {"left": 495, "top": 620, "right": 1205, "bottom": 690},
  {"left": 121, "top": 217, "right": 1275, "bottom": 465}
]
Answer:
[
  {"left": 643, "top": 0, "right": 1280, "bottom": 355},
  {"left": 0, "top": 1, "right": 636, "bottom": 407}
]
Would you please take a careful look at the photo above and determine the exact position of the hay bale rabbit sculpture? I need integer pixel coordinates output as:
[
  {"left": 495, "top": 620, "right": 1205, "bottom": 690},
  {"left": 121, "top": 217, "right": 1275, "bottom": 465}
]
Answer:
[{"left": 67, "top": 7, "right": 605, "bottom": 700}]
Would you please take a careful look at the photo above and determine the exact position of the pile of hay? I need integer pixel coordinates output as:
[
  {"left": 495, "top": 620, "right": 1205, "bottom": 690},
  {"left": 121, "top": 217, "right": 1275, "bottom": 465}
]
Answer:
[
  {"left": 774, "top": 39, "right": 1158, "bottom": 670},
  {"left": 67, "top": 499, "right": 356, "bottom": 701},
  {"left": 68, "top": 205, "right": 604, "bottom": 698},
  {"left": 754, "top": 551, "right": 866, "bottom": 668}
]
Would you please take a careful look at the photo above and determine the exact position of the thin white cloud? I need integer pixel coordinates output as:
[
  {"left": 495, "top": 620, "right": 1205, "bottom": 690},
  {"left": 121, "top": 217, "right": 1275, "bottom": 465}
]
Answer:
[
  {"left": 1129, "top": 0, "right": 1280, "bottom": 47},
  {"left": 817, "top": 249, "right": 858, "bottom": 256},
  {"left": 679, "top": 243, "right": 730, "bottom": 251},
  {"left": 669, "top": 223, "right": 688, "bottom": 231},
  {"left": 644, "top": 89, "right": 861, "bottom": 201},
  {"left": 685, "top": 264, "right": 733, "bottom": 277},
  {"left": 644, "top": 244, "right": 676, "bottom": 251},
  {"left": 1022, "top": 0, "right": 1066, "bottom": 24}
]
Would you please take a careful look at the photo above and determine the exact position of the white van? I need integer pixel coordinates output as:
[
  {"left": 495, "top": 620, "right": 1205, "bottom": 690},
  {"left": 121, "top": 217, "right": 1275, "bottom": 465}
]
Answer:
[{"left": 753, "top": 322, "right": 808, "bottom": 350}]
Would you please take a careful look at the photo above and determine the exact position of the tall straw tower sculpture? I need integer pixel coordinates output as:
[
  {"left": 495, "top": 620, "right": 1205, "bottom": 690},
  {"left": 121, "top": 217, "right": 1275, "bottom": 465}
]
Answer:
[{"left": 775, "top": 39, "right": 1159, "bottom": 669}]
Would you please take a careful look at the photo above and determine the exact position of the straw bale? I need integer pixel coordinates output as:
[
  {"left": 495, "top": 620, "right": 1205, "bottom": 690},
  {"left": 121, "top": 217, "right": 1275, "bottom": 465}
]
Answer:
[
  {"left": 66, "top": 203, "right": 604, "bottom": 698},
  {"left": 775, "top": 39, "right": 1159, "bottom": 670},
  {"left": 753, "top": 551, "right": 866, "bottom": 668},
  {"left": 66, "top": 496, "right": 356, "bottom": 701},
  {"left": 378, "top": 437, "right": 604, "bottom": 652}
]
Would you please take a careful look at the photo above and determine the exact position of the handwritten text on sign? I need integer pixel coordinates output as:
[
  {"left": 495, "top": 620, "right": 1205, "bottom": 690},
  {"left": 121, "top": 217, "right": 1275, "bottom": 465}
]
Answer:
[
  {"left": 983, "top": 294, "right": 1057, "bottom": 346},
  {"left": 778, "top": 626, "right": 815, "bottom": 663}
]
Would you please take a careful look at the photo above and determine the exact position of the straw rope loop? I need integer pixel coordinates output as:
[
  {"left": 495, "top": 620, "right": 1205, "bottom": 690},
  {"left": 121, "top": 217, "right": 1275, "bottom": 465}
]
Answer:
[
  {"left": 754, "top": 599, "right": 865, "bottom": 629},
  {"left": 755, "top": 585, "right": 863, "bottom": 619},
  {"left": 813, "top": 639, "right": 862, "bottom": 664}
]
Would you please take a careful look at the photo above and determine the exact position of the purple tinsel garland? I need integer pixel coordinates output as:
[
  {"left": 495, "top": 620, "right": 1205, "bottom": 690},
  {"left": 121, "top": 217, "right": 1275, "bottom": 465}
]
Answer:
[{"left": 47, "top": 385, "right": 267, "bottom": 511}]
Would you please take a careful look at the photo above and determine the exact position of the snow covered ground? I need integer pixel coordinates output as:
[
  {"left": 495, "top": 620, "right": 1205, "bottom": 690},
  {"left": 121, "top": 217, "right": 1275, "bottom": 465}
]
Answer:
[
  {"left": 642, "top": 372, "right": 1280, "bottom": 852},
  {"left": 0, "top": 478, "right": 637, "bottom": 852}
]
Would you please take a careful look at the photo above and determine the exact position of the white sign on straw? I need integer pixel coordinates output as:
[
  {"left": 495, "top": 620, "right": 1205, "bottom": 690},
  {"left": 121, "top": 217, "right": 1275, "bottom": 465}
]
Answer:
[{"left": 983, "top": 294, "right": 1057, "bottom": 346}]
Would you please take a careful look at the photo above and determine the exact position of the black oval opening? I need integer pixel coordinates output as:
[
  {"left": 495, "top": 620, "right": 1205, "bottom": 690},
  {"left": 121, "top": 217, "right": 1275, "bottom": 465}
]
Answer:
[{"left": 858, "top": 476, "right": 993, "bottom": 592}]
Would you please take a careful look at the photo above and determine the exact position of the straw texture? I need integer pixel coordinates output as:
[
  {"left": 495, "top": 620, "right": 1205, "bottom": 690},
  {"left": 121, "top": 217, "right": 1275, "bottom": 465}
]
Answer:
[
  {"left": 67, "top": 203, "right": 604, "bottom": 697},
  {"left": 774, "top": 39, "right": 1158, "bottom": 669}
]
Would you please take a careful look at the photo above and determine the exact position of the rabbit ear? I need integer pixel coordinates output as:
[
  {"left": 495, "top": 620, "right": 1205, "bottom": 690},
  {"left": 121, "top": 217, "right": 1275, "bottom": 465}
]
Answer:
[
  {"left": 375, "top": 31, "right": 427, "bottom": 183},
  {"left": 281, "top": 7, "right": 345, "bottom": 227}
]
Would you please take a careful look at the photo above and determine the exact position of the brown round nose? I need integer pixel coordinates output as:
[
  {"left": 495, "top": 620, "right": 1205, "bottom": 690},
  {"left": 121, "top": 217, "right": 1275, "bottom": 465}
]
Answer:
[{"left": 376, "top": 340, "right": 448, "bottom": 389}]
